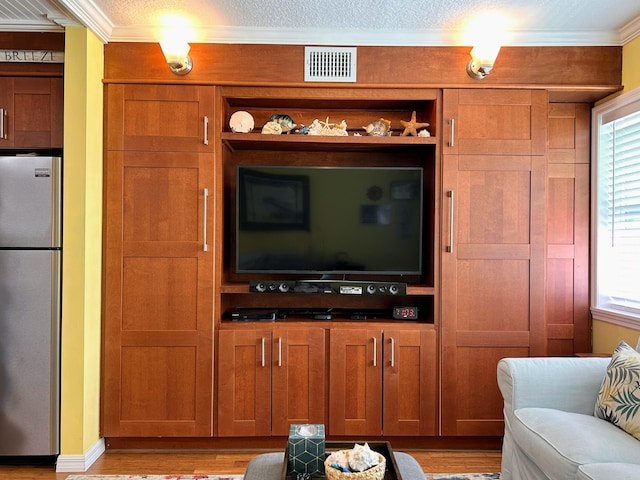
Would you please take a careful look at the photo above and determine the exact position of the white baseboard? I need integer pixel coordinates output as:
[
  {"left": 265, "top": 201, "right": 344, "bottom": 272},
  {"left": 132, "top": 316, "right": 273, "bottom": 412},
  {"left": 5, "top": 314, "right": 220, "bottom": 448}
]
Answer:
[{"left": 56, "top": 437, "right": 105, "bottom": 472}]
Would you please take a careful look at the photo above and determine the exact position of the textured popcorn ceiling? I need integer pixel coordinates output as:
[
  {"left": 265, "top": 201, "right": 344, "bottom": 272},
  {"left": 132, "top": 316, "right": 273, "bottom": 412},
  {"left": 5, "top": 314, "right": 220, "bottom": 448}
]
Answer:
[{"left": 1, "top": 0, "right": 640, "bottom": 45}]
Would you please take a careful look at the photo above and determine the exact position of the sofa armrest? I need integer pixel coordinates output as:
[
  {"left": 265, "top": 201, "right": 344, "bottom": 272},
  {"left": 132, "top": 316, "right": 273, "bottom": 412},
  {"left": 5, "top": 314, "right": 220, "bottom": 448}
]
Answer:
[{"left": 497, "top": 357, "right": 610, "bottom": 417}]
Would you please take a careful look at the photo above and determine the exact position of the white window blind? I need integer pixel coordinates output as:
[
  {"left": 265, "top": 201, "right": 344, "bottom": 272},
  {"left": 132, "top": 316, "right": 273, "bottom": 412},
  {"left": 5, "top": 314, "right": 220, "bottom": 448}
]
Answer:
[{"left": 593, "top": 88, "right": 640, "bottom": 325}]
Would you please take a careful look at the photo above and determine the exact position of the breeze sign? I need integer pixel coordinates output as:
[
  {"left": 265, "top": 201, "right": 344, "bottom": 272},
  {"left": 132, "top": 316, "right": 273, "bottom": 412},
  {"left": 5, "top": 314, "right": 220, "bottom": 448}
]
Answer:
[{"left": 0, "top": 50, "right": 64, "bottom": 63}]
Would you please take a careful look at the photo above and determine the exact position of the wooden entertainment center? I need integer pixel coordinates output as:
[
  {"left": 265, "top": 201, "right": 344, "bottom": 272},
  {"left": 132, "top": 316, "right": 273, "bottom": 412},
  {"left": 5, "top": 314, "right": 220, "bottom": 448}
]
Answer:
[{"left": 101, "top": 43, "right": 620, "bottom": 449}]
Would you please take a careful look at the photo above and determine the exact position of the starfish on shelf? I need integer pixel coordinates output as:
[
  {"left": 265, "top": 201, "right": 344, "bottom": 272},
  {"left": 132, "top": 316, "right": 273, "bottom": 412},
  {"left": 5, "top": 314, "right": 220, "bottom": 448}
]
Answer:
[{"left": 400, "top": 111, "right": 430, "bottom": 136}]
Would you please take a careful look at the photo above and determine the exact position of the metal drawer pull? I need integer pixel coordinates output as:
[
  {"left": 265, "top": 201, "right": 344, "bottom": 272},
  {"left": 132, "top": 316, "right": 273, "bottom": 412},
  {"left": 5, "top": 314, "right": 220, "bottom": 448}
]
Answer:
[
  {"left": 278, "top": 337, "right": 282, "bottom": 367},
  {"left": 261, "top": 337, "right": 265, "bottom": 367},
  {"left": 390, "top": 337, "right": 395, "bottom": 367},
  {"left": 449, "top": 118, "right": 455, "bottom": 147},
  {"left": 203, "top": 115, "right": 209, "bottom": 145},
  {"left": 203, "top": 188, "right": 209, "bottom": 252},
  {"left": 447, "top": 190, "right": 454, "bottom": 253},
  {"left": 373, "top": 337, "right": 377, "bottom": 367}
]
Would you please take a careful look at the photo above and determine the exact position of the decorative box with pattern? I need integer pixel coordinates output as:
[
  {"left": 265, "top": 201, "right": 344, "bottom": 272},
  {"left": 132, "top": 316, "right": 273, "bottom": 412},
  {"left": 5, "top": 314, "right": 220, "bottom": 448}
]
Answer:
[{"left": 287, "top": 424, "right": 325, "bottom": 477}]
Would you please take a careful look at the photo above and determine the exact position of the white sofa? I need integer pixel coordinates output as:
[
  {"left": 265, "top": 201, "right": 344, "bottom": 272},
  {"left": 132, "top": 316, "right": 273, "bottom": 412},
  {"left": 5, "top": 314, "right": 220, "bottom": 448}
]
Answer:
[{"left": 498, "top": 350, "right": 640, "bottom": 480}]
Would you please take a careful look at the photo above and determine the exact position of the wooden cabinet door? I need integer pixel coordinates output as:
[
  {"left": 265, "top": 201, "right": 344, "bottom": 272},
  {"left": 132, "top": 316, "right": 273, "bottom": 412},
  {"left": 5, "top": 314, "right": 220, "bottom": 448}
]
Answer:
[
  {"left": 440, "top": 89, "right": 548, "bottom": 436},
  {"left": 102, "top": 148, "right": 214, "bottom": 436},
  {"left": 382, "top": 328, "right": 437, "bottom": 436},
  {"left": 546, "top": 103, "right": 591, "bottom": 355},
  {"left": 271, "top": 327, "right": 326, "bottom": 435},
  {"left": 328, "top": 328, "right": 383, "bottom": 436},
  {"left": 0, "top": 77, "right": 63, "bottom": 148},
  {"left": 440, "top": 152, "right": 546, "bottom": 436},
  {"left": 443, "top": 89, "right": 546, "bottom": 156},
  {"left": 217, "top": 329, "right": 272, "bottom": 437},
  {"left": 106, "top": 84, "right": 213, "bottom": 152}
]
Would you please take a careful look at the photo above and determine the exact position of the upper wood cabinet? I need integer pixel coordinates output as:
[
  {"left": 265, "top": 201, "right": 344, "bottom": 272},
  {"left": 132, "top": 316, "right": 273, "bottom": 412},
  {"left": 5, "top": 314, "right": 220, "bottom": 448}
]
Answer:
[
  {"left": 442, "top": 89, "right": 547, "bottom": 156},
  {"left": 106, "top": 84, "right": 214, "bottom": 152},
  {"left": 102, "top": 84, "right": 215, "bottom": 437},
  {"left": 0, "top": 77, "right": 63, "bottom": 148}
]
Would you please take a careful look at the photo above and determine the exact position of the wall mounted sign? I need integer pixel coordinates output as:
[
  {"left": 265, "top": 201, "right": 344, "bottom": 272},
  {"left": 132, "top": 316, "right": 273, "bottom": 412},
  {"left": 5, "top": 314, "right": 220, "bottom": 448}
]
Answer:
[{"left": 0, "top": 50, "right": 64, "bottom": 63}]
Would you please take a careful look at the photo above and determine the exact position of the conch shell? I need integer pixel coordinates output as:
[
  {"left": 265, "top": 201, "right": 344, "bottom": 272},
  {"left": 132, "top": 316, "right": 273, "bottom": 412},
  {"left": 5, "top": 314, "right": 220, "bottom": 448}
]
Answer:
[
  {"left": 347, "top": 443, "right": 380, "bottom": 472},
  {"left": 363, "top": 118, "right": 391, "bottom": 136}
]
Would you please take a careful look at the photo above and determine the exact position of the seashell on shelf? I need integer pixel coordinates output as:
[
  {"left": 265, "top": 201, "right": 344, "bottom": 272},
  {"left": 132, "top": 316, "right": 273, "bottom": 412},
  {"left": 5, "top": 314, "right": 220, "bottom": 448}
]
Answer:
[
  {"left": 363, "top": 118, "right": 391, "bottom": 136},
  {"left": 268, "top": 113, "right": 297, "bottom": 134},
  {"left": 229, "top": 110, "right": 254, "bottom": 133},
  {"left": 261, "top": 121, "right": 283, "bottom": 135}
]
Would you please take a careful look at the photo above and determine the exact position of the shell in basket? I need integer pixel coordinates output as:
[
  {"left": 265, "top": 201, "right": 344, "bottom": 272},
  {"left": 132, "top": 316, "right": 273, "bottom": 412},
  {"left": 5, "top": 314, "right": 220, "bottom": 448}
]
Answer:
[{"left": 324, "top": 451, "right": 386, "bottom": 480}]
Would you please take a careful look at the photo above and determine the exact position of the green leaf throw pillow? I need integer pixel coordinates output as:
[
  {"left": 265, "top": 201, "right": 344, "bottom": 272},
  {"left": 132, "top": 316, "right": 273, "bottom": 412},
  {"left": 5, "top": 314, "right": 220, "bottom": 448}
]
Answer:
[{"left": 595, "top": 341, "right": 640, "bottom": 440}]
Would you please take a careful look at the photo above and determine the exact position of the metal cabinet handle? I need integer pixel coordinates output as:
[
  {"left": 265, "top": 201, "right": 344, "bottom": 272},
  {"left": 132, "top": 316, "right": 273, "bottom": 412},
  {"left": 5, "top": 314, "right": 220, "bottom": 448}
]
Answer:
[
  {"left": 373, "top": 337, "right": 377, "bottom": 367},
  {"left": 449, "top": 118, "right": 455, "bottom": 147},
  {"left": 0, "top": 108, "right": 6, "bottom": 139},
  {"left": 203, "top": 116, "right": 209, "bottom": 145},
  {"left": 261, "top": 337, "right": 266, "bottom": 367},
  {"left": 203, "top": 188, "right": 209, "bottom": 252},
  {"left": 390, "top": 337, "right": 395, "bottom": 367},
  {"left": 447, "top": 190, "right": 455, "bottom": 253},
  {"left": 277, "top": 337, "right": 282, "bottom": 367}
]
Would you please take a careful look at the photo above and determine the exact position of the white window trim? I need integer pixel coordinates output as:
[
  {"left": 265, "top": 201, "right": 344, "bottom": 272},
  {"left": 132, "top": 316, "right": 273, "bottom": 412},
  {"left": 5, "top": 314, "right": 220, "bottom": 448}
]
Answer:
[{"left": 591, "top": 87, "right": 640, "bottom": 331}]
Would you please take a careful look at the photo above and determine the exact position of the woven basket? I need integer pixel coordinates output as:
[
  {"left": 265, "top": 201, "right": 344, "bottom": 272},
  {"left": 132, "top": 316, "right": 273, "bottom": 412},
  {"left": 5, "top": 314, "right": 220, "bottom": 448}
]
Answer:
[{"left": 324, "top": 451, "right": 386, "bottom": 480}]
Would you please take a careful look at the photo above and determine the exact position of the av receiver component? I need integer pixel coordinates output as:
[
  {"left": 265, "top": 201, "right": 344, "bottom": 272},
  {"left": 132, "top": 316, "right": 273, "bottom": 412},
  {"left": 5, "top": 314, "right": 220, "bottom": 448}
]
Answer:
[{"left": 249, "top": 279, "right": 407, "bottom": 296}]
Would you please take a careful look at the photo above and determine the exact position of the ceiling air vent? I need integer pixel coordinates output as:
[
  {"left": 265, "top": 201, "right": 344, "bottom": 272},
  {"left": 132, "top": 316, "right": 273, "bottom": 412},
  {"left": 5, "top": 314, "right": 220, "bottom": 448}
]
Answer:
[{"left": 304, "top": 46, "right": 357, "bottom": 83}]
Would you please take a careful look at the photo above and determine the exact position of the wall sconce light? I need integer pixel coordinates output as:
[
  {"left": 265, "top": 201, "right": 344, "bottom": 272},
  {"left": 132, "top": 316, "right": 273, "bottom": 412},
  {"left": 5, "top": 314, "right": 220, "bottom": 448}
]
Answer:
[
  {"left": 466, "top": 43, "right": 501, "bottom": 79},
  {"left": 160, "top": 39, "right": 193, "bottom": 75}
]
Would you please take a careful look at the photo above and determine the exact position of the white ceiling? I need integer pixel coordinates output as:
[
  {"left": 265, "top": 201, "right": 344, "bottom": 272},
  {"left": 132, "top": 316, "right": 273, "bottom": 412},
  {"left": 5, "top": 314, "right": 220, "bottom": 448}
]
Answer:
[{"left": 0, "top": 0, "right": 639, "bottom": 46}]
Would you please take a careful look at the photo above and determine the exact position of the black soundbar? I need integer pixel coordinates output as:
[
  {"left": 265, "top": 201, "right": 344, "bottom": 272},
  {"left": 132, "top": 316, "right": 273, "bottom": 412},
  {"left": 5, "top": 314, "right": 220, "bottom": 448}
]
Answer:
[{"left": 249, "top": 279, "right": 407, "bottom": 296}]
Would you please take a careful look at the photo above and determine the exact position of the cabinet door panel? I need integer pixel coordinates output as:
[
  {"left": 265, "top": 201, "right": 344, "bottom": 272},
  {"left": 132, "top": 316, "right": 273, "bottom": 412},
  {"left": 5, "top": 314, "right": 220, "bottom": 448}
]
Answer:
[
  {"left": 328, "top": 329, "right": 382, "bottom": 436},
  {"left": 106, "top": 84, "right": 213, "bottom": 152},
  {"left": 102, "top": 149, "right": 214, "bottom": 437},
  {"left": 0, "top": 77, "right": 63, "bottom": 148},
  {"left": 441, "top": 149, "right": 547, "bottom": 435},
  {"left": 443, "top": 89, "right": 547, "bottom": 156},
  {"left": 383, "top": 328, "right": 437, "bottom": 436},
  {"left": 217, "top": 329, "right": 272, "bottom": 436},
  {"left": 271, "top": 327, "right": 326, "bottom": 435}
]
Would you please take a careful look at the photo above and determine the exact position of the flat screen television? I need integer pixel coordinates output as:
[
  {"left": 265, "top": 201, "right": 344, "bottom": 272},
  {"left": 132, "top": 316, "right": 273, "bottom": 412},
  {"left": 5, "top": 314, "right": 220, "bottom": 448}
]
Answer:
[{"left": 236, "top": 165, "right": 423, "bottom": 276}]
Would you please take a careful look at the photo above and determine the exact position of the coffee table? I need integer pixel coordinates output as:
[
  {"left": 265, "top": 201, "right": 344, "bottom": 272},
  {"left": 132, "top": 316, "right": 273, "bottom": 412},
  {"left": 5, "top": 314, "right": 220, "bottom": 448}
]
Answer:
[{"left": 243, "top": 445, "right": 426, "bottom": 480}]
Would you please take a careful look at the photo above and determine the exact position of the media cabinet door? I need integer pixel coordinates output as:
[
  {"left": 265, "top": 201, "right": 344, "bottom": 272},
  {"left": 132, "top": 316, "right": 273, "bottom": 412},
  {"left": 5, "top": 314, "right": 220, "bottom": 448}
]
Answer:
[{"left": 328, "top": 328, "right": 383, "bottom": 436}]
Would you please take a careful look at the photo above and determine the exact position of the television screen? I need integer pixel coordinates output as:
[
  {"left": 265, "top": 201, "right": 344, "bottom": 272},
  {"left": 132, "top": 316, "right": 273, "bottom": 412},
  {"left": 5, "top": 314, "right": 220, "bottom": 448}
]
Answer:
[{"left": 236, "top": 165, "right": 423, "bottom": 275}]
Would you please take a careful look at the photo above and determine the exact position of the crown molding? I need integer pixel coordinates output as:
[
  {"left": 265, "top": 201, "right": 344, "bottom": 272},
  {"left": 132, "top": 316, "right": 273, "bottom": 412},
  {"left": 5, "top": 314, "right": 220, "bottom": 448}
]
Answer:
[
  {"left": 108, "top": 24, "right": 627, "bottom": 46},
  {"left": 620, "top": 14, "right": 640, "bottom": 44},
  {"left": 57, "top": 0, "right": 112, "bottom": 43}
]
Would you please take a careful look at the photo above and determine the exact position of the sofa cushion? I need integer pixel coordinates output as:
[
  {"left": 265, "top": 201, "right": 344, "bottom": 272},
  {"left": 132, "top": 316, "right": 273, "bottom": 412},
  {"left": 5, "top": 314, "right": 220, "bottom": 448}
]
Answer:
[
  {"left": 577, "top": 462, "right": 640, "bottom": 480},
  {"left": 594, "top": 341, "right": 640, "bottom": 440},
  {"left": 511, "top": 407, "right": 640, "bottom": 480}
]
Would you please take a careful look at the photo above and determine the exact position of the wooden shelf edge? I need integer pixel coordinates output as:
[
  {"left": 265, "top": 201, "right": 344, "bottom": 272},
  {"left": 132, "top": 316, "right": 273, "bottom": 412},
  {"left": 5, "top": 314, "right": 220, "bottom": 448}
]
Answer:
[{"left": 221, "top": 131, "right": 437, "bottom": 147}]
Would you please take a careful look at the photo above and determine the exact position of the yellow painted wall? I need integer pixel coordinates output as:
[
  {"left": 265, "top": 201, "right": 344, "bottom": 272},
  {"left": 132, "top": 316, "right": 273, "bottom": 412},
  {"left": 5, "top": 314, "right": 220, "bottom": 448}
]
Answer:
[
  {"left": 60, "top": 26, "right": 104, "bottom": 455},
  {"left": 592, "top": 34, "right": 640, "bottom": 354}
]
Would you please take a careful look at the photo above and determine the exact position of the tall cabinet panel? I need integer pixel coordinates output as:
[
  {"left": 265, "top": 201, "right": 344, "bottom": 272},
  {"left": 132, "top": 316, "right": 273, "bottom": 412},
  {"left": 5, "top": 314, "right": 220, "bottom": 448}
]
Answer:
[
  {"left": 440, "top": 89, "right": 548, "bottom": 436},
  {"left": 546, "top": 103, "right": 591, "bottom": 355},
  {"left": 102, "top": 85, "right": 214, "bottom": 436}
]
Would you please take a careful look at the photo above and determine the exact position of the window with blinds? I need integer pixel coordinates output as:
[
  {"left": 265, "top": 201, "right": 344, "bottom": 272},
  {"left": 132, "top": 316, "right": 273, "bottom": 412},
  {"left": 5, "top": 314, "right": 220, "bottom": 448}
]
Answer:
[{"left": 593, "top": 87, "right": 640, "bottom": 325}]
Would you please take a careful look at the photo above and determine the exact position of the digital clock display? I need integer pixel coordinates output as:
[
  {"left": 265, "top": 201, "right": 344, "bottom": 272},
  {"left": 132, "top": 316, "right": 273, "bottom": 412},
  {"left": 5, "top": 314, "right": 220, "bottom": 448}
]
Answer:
[{"left": 392, "top": 306, "right": 418, "bottom": 320}]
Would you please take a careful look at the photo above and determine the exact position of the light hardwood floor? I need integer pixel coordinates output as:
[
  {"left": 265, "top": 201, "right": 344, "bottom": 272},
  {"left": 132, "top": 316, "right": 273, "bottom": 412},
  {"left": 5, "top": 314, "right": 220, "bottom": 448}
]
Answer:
[{"left": 0, "top": 450, "right": 502, "bottom": 479}]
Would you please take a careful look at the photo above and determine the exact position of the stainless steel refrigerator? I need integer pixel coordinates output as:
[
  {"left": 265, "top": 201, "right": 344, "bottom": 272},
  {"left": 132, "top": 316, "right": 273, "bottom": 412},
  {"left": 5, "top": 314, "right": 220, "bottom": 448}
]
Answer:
[{"left": 0, "top": 154, "right": 61, "bottom": 459}]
